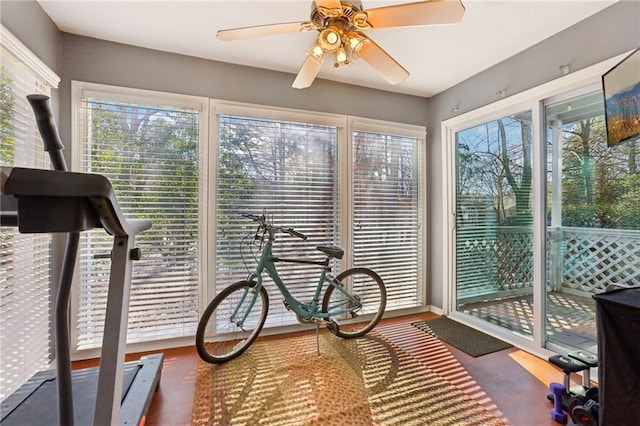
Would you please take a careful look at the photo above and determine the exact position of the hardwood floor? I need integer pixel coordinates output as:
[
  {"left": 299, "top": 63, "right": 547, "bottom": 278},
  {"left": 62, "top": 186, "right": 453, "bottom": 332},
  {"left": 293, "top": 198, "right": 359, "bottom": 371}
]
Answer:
[{"left": 74, "top": 313, "right": 573, "bottom": 425}]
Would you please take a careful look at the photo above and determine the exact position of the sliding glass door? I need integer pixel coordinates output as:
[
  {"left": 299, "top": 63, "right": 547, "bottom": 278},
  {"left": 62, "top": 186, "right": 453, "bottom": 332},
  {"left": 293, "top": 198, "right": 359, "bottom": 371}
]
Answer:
[
  {"left": 444, "top": 54, "right": 638, "bottom": 355},
  {"left": 544, "top": 87, "right": 640, "bottom": 353},
  {"left": 453, "top": 110, "right": 535, "bottom": 338}
]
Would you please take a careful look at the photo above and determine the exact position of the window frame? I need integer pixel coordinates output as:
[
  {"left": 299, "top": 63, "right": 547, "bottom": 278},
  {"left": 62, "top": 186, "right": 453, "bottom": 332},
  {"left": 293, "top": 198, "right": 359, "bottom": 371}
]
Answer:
[
  {"left": 209, "top": 103, "right": 428, "bottom": 322},
  {"left": 71, "top": 81, "right": 209, "bottom": 358},
  {"left": 208, "top": 100, "right": 347, "bottom": 314},
  {"left": 1, "top": 25, "right": 60, "bottom": 89},
  {"left": 348, "top": 117, "right": 428, "bottom": 307},
  {"left": 69, "top": 86, "right": 427, "bottom": 356}
]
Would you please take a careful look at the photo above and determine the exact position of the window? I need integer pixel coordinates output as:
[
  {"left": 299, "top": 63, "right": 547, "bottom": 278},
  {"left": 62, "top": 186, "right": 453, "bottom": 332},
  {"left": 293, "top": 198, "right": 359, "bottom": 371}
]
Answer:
[
  {"left": 351, "top": 122, "right": 425, "bottom": 310},
  {"left": 545, "top": 88, "right": 640, "bottom": 350},
  {"left": 72, "top": 89, "right": 424, "bottom": 350},
  {"left": 73, "top": 83, "right": 207, "bottom": 351},
  {"left": 214, "top": 106, "right": 342, "bottom": 327},
  {"left": 212, "top": 104, "right": 425, "bottom": 328},
  {"left": 453, "top": 110, "right": 535, "bottom": 337},
  {"left": 442, "top": 50, "right": 634, "bottom": 355},
  {"left": 0, "top": 26, "right": 59, "bottom": 399}
]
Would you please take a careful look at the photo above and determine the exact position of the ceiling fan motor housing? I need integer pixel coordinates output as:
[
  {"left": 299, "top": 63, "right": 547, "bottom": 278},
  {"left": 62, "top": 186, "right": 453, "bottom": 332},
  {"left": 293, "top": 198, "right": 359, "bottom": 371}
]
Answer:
[
  {"left": 308, "top": 0, "right": 371, "bottom": 68},
  {"left": 311, "top": 1, "right": 366, "bottom": 30}
]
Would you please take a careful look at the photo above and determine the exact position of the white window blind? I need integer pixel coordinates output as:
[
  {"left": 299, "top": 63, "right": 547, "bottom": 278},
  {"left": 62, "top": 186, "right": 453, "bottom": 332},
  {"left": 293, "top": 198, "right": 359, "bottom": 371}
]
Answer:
[
  {"left": 351, "top": 130, "right": 422, "bottom": 309},
  {"left": 0, "top": 27, "right": 58, "bottom": 400},
  {"left": 216, "top": 114, "right": 339, "bottom": 327},
  {"left": 75, "top": 93, "right": 201, "bottom": 349}
]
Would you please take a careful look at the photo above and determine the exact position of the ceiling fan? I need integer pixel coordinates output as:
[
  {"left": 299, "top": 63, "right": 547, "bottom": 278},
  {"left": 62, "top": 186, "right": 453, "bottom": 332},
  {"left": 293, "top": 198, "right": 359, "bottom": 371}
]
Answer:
[{"left": 217, "top": 0, "right": 466, "bottom": 89}]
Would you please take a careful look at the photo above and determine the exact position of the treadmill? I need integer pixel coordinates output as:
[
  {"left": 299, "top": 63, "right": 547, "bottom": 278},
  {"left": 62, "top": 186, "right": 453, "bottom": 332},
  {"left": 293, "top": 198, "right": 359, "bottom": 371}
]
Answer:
[{"left": 0, "top": 95, "right": 163, "bottom": 426}]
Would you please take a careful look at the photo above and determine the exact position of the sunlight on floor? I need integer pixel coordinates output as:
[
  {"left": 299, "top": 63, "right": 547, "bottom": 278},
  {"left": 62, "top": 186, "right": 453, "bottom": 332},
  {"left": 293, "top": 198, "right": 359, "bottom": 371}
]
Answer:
[{"left": 508, "top": 350, "right": 580, "bottom": 389}]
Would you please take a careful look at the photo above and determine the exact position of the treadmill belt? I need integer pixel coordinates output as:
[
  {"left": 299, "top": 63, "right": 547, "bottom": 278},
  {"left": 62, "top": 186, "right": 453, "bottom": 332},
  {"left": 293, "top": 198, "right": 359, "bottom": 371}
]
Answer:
[{"left": 1, "top": 364, "right": 139, "bottom": 425}]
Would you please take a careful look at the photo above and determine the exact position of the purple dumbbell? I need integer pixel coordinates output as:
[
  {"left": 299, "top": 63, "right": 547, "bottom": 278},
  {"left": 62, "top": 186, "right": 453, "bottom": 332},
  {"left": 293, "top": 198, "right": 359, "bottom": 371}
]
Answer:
[{"left": 550, "top": 382, "right": 568, "bottom": 424}]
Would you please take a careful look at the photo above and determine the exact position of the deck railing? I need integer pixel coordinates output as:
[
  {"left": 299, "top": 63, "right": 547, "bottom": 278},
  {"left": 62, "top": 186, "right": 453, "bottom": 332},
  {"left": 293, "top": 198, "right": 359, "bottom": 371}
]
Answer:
[
  {"left": 457, "top": 226, "right": 533, "bottom": 300},
  {"left": 551, "top": 226, "right": 640, "bottom": 293},
  {"left": 457, "top": 226, "right": 640, "bottom": 301}
]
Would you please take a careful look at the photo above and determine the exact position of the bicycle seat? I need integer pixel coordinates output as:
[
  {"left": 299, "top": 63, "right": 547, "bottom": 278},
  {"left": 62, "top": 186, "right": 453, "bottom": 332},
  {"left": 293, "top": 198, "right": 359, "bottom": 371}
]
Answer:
[{"left": 316, "top": 245, "right": 344, "bottom": 259}]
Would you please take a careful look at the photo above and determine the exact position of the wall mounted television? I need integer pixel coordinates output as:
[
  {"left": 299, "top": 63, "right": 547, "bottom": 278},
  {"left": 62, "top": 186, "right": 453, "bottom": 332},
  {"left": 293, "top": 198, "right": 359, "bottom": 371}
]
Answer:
[{"left": 602, "top": 48, "right": 640, "bottom": 147}]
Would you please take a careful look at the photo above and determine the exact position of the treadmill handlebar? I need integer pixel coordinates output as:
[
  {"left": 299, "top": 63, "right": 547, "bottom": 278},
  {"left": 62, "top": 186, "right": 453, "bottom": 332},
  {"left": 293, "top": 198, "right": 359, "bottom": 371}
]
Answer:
[
  {"left": 27, "top": 94, "right": 67, "bottom": 172},
  {"left": 2, "top": 167, "right": 151, "bottom": 236}
]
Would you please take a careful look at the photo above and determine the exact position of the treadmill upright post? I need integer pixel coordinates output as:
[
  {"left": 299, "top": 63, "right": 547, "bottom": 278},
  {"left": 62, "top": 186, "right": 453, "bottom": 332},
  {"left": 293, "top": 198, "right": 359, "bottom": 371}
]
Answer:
[
  {"left": 27, "top": 94, "right": 77, "bottom": 426},
  {"left": 54, "top": 231, "right": 80, "bottom": 426},
  {"left": 94, "top": 234, "right": 137, "bottom": 426}
]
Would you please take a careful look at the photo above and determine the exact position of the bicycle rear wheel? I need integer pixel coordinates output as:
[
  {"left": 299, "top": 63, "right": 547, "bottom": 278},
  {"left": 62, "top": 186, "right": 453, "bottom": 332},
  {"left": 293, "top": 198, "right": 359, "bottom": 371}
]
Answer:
[
  {"left": 322, "top": 267, "right": 386, "bottom": 338},
  {"left": 196, "top": 280, "right": 269, "bottom": 364}
]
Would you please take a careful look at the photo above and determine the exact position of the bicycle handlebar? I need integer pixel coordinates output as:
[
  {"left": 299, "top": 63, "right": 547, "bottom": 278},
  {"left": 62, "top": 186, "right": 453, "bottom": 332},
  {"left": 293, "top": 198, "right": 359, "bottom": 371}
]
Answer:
[
  {"left": 243, "top": 213, "right": 307, "bottom": 240},
  {"left": 244, "top": 213, "right": 264, "bottom": 222},
  {"left": 286, "top": 228, "right": 307, "bottom": 240}
]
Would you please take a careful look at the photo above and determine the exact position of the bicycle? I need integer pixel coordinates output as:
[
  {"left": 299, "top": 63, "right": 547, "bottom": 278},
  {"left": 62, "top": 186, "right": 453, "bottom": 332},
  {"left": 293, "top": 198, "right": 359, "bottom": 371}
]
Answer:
[{"left": 196, "top": 213, "right": 387, "bottom": 364}]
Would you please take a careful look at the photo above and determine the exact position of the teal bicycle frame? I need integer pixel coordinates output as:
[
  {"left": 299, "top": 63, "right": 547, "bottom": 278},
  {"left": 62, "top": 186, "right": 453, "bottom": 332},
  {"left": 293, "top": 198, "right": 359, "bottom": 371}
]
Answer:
[
  {"left": 196, "top": 213, "right": 386, "bottom": 364},
  {"left": 234, "top": 237, "right": 362, "bottom": 328}
]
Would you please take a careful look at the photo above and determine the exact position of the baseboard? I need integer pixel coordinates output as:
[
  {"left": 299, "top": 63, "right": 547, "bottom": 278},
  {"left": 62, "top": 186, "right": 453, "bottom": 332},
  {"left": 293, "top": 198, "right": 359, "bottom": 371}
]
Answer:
[{"left": 428, "top": 305, "right": 444, "bottom": 316}]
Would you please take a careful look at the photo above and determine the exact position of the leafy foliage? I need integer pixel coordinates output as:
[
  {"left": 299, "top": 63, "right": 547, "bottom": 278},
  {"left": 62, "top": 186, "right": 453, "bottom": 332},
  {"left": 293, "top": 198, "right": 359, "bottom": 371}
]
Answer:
[
  {"left": 457, "top": 106, "right": 640, "bottom": 230},
  {"left": 87, "top": 100, "right": 199, "bottom": 257},
  {"left": 456, "top": 112, "right": 533, "bottom": 226},
  {"left": 560, "top": 116, "right": 640, "bottom": 229},
  {"left": 0, "top": 65, "right": 15, "bottom": 165}
]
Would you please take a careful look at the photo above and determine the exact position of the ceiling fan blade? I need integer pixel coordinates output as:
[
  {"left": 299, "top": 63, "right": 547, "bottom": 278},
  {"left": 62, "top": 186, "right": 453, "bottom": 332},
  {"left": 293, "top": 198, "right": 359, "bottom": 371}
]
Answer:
[
  {"left": 292, "top": 56, "right": 323, "bottom": 89},
  {"left": 357, "top": 36, "right": 409, "bottom": 85},
  {"left": 217, "top": 21, "right": 315, "bottom": 41},
  {"left": 364, "top": 0, "right": 465, "bottom": 29}
]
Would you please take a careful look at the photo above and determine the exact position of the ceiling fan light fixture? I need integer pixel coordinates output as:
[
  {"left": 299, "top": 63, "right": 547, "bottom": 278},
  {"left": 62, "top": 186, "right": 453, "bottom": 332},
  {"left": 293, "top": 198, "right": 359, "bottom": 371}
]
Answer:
[
  {"left": 333, "top": 45, "right": 351, "bottom": 68},
  {"left": 345, "top": 31, "right": 365, "bottom": 57},
  {"left": 306, "top": 42, "right": 326, "bottom": 62},
  {"left": 317, "top": 27, "right": 342, "bottom": 52},
  {"left": 217, "top": 0, "right": 466, "bottom": 89},
  {"left": 316, "top": 6, "right": 343, "bottom": 18}
]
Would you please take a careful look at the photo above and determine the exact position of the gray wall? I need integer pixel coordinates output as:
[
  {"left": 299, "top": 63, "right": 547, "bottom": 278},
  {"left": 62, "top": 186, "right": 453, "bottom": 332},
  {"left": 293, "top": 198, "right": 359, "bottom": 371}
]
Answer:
[
  {"left": 58, "top": 34, "right": 429, "bottom": 155},
  {"left": 426, "top": 0, "right": 640, "bottom": 309},
  {"left": 1, "top": 0, "right": 65, "bottom": 297},
  {"left": 1, "top": 0, "right": 63, "bottom": 113}
]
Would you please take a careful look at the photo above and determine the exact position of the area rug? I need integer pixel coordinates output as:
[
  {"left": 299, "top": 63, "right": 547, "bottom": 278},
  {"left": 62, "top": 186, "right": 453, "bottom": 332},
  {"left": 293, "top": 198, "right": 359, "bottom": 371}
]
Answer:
[
  {"left": 412, "top": 317, "right": 512, "bottom": 357},
  {"left": 192, "top": 330, "right": 505, "bottom": 425}
]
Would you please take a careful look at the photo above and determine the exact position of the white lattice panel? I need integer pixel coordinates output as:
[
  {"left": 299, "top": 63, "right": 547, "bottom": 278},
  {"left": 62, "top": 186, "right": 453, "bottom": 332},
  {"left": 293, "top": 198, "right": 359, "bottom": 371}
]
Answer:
[
  {"left": 560, "top": 227, "right": 640, "bottom": 293},
  {"left": 458, "top": 226, "right": 640, "bottom": 300}
]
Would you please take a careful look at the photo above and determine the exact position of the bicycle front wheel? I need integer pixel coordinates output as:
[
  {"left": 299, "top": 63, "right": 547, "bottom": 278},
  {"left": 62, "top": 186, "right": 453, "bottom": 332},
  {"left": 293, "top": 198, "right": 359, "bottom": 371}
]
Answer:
[
  {"left": 322, "top": 267, "right": 386, "bottom": 339},
  {"left": 196, "top": 280, "right": 269, "bottom": 364}
]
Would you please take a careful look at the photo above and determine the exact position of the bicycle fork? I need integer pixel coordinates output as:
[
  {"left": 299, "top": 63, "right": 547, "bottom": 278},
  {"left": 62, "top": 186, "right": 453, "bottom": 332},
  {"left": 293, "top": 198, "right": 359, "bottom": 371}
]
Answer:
[{"left": 231, "top": 277, "right": 263, "bottom": 330}]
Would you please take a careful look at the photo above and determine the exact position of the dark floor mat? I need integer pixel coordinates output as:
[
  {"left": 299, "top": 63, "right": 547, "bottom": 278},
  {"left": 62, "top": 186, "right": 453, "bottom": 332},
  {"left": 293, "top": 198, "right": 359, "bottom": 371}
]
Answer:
[{"left": 412, "top": 317, "right": 512, "bottom": 357}]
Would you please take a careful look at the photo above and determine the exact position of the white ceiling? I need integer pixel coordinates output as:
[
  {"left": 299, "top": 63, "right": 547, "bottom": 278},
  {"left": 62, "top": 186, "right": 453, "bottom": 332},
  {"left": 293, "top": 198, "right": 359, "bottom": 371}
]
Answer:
[{"left": 37, "top": 0, "right": 617, "bottom": 97}]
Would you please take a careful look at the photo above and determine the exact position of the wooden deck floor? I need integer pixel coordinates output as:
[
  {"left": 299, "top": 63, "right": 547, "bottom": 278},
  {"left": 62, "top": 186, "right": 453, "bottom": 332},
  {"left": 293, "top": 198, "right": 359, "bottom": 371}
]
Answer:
[{"left": 460, "top": 291, "right": 597, "bottom": 353}]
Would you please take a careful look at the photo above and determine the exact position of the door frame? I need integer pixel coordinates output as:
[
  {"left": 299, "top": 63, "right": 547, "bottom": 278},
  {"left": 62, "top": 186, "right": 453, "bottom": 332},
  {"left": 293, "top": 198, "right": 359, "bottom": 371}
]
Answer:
[{"left": 439, "top": 52, "right": 630, "bottom": 357}]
